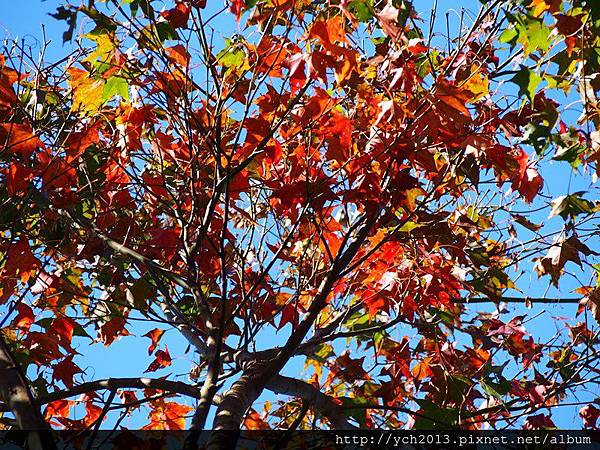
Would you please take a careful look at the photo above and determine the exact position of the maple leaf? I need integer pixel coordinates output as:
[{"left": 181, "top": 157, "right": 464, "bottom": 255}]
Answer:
[
  {"left": 11, "top": 303, "right": 35, "bottom": 333},
  {"left": 160, "top": 2, "right": 190, "bottom": 28},
  {"left": 67, "top": 67, "right": 105, "bottom": 114},
  {"left": 411, "top": 357, "right": 433, "bottom": 381},
  {"left": 143, "top": 401, "right": 193, "bottom": 430},
  {"left": 308, "top": 17, "right": 347, "bottom": 54},
  {"left": 26, "top": 332, "right": 64, "bottom": 365},
  {"left": 119, "top": 390, "right": 139, "bottom": 409},
  {"left": 512, "top": 214, "right": 542, "bottom": 231},
  {"left": 0, "top": 56, "right": 18, "bottom": 109},
  {"left": 83, "top": 400, "right": 104, "bottom": 428},
  {"left": 99, "top": 317, "right": 131, "bottom": 346},
  {"left": 53, "top": 355, "right": 83, "bottom": 388},
  {"left": 579, "top": 287, "right": 600, "bottom": 326},
  {"left": 44, "top": 400, "right": 71, "bottom": 422},
  {"left": 4, "top": 162, "right": 34, "bottom": 195},
  {"left": 527, "top": 0, "right": 560, "bottom": 18},
  {"left": 143, "top": 328, "right": 166, "bottom": 355},
  {"left": 165, "top": 44, "right": 191, "bottom": 67},
  {"left": 514, "top": 167, "right": 543, "bottom": 203},
  {"left": 534, "top": 235, "right": 595, "bottom": 286},
  {"left": 523, "top": 413, "right": 556, "bottom": 430},
  {"left": 144, "top": 346, "right": 172, "bottom": 373},
  {"left": 50, "top": 317, "right": 76, "bottom": 348},
  {"left": 244, "top": 409, "right": 270, "bottom": 430},
  {"left": 229, "top": 0, "right": 246, "bottom": 21},
  {"left": 2, "top": 237, "right": 40, "bottom": 285},
  {"left": 378, "top": 1, "right": 401, "bottom": 40},
  {"left": 580, "top": 404, "right": 600, "bottom": 429},
  {"left": 0, "top": 123, "right": 43, "bottom": 156},
  {"left": 435, "top": 77, "right": 473, "bottom": 118}
]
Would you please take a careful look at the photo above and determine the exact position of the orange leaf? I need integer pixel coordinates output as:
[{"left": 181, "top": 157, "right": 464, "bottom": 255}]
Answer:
[
  {"left": 44, "top": 400, "right": 71, "bottom": 421},
  {"left": 144, "top": 346, "right": 172, "bottom": 373},
  {"left": 411, "top": 357, "right": 433, "bottom": 380},
  {"left": 143, "top": 401, "right": 193, "bottom": 430},
  {"left": 143, "top": 328, "right": 165, "bottom": 355},
  {"left": 0, "top": 123, "right": 43, "bottom": 156},
  {"left": 12, "top": 303, "right": 34, "bottom": 332},
  {"left": 244, "top": 409, "right": 270, "bottom": 430}
]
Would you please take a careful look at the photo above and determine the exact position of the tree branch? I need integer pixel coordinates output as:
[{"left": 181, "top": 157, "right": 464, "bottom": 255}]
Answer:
[
  {"left": 37, "top": 377, "right": 202, "bottom": 404},
  {"left": 265, "top": 375, "right": 356, "bottom": 429}
]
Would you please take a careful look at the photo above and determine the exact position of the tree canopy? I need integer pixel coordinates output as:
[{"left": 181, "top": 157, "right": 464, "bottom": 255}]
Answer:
[{"left": 0, "top": 0, "right": 600, "bottom": 447}]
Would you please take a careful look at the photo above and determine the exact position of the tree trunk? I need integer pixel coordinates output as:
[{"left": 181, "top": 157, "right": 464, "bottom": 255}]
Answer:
[
  {"left": 206, "top": 372, "right": 263, "bottom": 450},
  {"left": 0, "top": 337, "right": 56, "bottom": 450}
]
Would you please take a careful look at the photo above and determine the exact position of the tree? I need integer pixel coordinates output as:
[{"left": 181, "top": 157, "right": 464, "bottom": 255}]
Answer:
[{"left": 0, "top": 0, "right": 599, "bottom": 447}]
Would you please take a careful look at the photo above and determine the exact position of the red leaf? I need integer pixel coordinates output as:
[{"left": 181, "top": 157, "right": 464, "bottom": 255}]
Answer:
[
  {"left": 515, "top": 167, "right": 543, "bottom": 203},
  {"left": 83, "top": 400, "right": 103, "bottom": 427},
  {"left": 4, "top": 162, "right": 33, "bottom": 195},
  {"left": 284, "top": 53, "right": 307, "bottom": 91},
  {"left": 2, "top": 237, "right": 40, "bottom": 284},
  {"left": 523, "top": 413, "right": 556, "bottom": 430},
  {"left": 44, "top": 400, "right": 71, "bottom": 421},
  {"left": 165, "top": 45, "right": 190, "bottom": 67},
  {"left": 119, "top": 390, "right": 139, "bottom": 408},
  {"left": 308, "top": 17, "right": 347, "bottom": 54},
  {"left": 12, "top": 303, "right": 34, "bottom": 332},
  {"left": 244, "top": 409, "right": 270, "bottom": 430},
  {"left": 144, "top": 346, "right": 172, "bottom": 373},
  {"left": 50, "top": 317, "right": 75, "bottom": 347},
  {"left": 0, "top": 123, "right": 43, "bottom": 156},
  {"left": 143, "top": 328, "right": 165, "bottom": 355},
  {"left": 53, "top": 355, "right": 83, "bottom": 388},
  {"left": 230, "top": 0, "right": 246, "bottom": 21},
  {"left": 99, "top": 317, "right": 131, "bottom": 346},
  {"left": 378, "top": 1, "right": 401, "bottom": 40},
  {"left": 160, "top": 2, "right": 190, "bottom": 28},
  {"left": 0, "top": 56, "right": 18, "bottom": 109},
  {"left": 580, "top": 404, "right": 600, "bottom": 429}
]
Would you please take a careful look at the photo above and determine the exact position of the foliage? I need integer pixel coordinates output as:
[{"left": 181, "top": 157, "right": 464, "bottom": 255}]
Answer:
[{"left": 0, "top": 0, "right": 599, "bottom": 440}]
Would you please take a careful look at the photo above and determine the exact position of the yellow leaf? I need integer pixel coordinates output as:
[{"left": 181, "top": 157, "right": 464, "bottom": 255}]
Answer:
[
  {"left": 68, "top": 68, "right": 104, "bottom": 114},
  {"left": 463, "top": 68, "right": 490, "bottom": 102},
  {"left": 83, "top": 33, "right": 117, "bottom": 69}
]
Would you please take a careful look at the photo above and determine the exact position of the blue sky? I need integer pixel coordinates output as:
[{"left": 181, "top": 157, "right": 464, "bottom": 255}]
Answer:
[{"left": 0, "top": 0, "right": 597, "bottom": 430}]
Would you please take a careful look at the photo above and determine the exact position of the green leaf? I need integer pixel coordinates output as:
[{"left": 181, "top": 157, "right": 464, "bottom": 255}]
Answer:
[
  {"left": 155, "top": 21, "right": 178, "bottom": 42},
  {"left": 499, "top": 26, "right": 518, "bottom": 45},
  {"left": 481, "top": 381, "right": 500, "bottom": 399},
  {"left": 413, "top": 399, "right": 458, "bottom": 429},
  {"left": 550, "top": 193, "right": 599, "bottom": 220},
  {"left": 398, "top": 221, "right": 422, "bottom": 233},
  {"left": 511, "top": 67, "right": 543, "bottom": 102},
  {"left": 349, "top": 0, "right": 374, "bottom": 22},
  {"left": 345, "top": 312, "right": 372, "bottom": 331},
  {"left": 523, "top": 123, "right": 552, "bottom": 154},
  {"left": 312, "top": 343, "right": 334, "bottom": 362},
  {"left": 216, "top": 39, "right": 248, "bottom": 73},
  {"left": 102, "top": 77, "right": 129, "bottom": 102},
  {"left": 340, "top": 397, "right": 369, "bottom": 427},
  {"left": 521, "top": 18, "right": 551, "bottom": 53}
]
